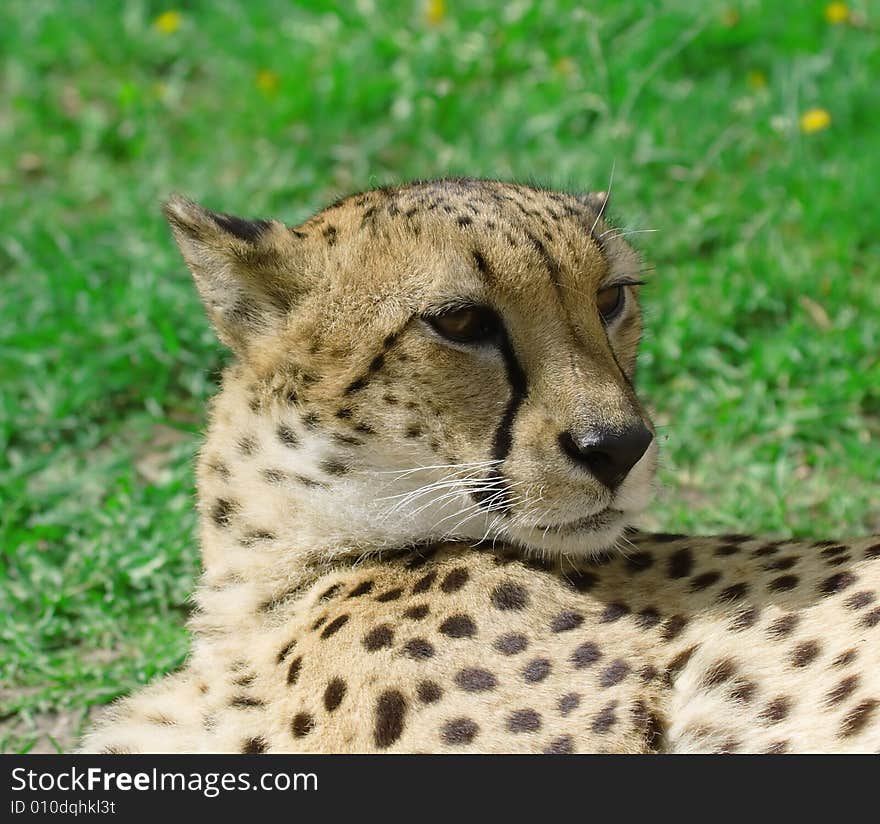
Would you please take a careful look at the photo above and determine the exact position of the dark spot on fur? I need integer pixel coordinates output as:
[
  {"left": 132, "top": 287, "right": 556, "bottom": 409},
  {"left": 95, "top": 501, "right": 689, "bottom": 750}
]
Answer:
[
  {"left": 792, "top": 640, "right": 821, "bottom": 668},
  {"left": 759, "top": 697, "right": 791, "bottom": 723},
  {"left": 403, "top": 603, "right": 429, "bottom": 620},
  {"left": 600, "top": 660, "right": 630, "bottom": 687},
  {"left": 441, "top": 568, "right": 469, "bottom": 593},
  {"left": 819, "top": 571, "right": 857, "bottom": 595},
  {"left": 455, "top": 668, "right": 498, "bottom": 692},
  {"left": 211, "top": 498, "right": 237, "bottom": 527},
  {"left": 439, "top": 614, "right": 476, "bottom": 638},
  {"left": 565, "top": 569, "right": 599, "bottom": 592},
  {"left": 592, "top": 702, "right": 617, "bottom": 733},
  {"left": 666, "top": 645, "right": 698, "bottom": 680},
  {"left": 702, "top": 658, "right": 736, "bottom": 687},
  {"left": 276, "top": 639, "right": 296, "bottom": 664},
  {"left": 558, "top": 693, "right": 581, "bottom": 716},
  {"left": 833, "top": 649, "right": 857, "bottom": 667},
  {"left": 730, "top": 679, "right": 756, "bottom": 704},
  {"left": 291, "top": 712, "right": 315, "bottom": 737},
  {"left": 417, "top": 680, "right": 442, "bottom": 704},
  {"left": 840, "top": 699, "right": 878, "bottom": 738},
  {"left": 260, "top": 468, "right": 287, "bottom": 484},
  {"left": 406, "top": 547, "right": 438, "bottom": 569},
  {"left": 730, "top": 605, "right": 760, "bottom": 631},
  {"left": 363, "top": 625, "right": 394, "bottom": 651},
  {"left": 718, "top": 582, "right": 749, "bottom": 602},
  {"left": 599, "top": 602, "right": 630, "bottom": 623},
  {"left": 551, "top": 611, "right": 584, "bottom": 632},
  {"left": 286, "top": 656, "right": 302, "bottom": 685},
  {"left": 412, "top": 571, "right": 437, "bottom": 594},
  {"left": 403, "top": 638, "right": 435, "bottom": 659},
  {"left": 277, "top": 424, "right": 299, "bottom": 448},
  {"left": 324, "top": 678, "right": 347, "bottom": 712},
  {"left": 320, "top": 614, "right": 350, "bottom": 638},
  {"left": 237, "top": 436, "right": 257, "bottom": 456},
  {"left": 636, "top": 607, "right": 662, "bottom": 629},
  {"left": 348, "top": 580, "right": 374, "bottom": 597},
  {"left": 523, "top": 658, "right": 551, "bottom": 683},
  {"left": 231, "top": 696, "right": 264, "bottom": 709},
  {"left": 825, "top": 675, "right": 859, "bottom": 706},
  {"left": 690, "top": 570, "right": 722, "bottom": 591},
  {"left": 442, "top": 717, "right": 478, "bottom": 745},
  {"left": 571, "top": 641, "right": 602, "bottom": 668},
  {"left": 507, "top": 709, "right": 541, "bottom": 733},
  {"left": 491, "top": 582, "right": 528, "bottom": 611},
  {"left": 473, "top": 250, "right": 490, "bottom": 276},
  {"left": 374, "top": 691, "right": 407, "bottom": 748},
  {"left": 767, "top": 613, "right": 799, "bottom": 638},
  {"left": 845, "top": 591, "right": 876, "bottom": 610},
  {"left": 241, "top": 736, "right": 267, "bottom": 754},
  {"left": 494, "top": 633, "right": 528, "bottom": 655},
  {"left": 626, "top": 551, "right": 655, "bottom": 572},
  {"left": 668, "top": 547, "right": 694, "bottom": 578}
]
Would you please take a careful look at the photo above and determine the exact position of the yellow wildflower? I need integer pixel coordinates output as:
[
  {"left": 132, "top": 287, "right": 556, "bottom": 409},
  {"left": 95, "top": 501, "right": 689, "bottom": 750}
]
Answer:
[
  {"left": 720, "top": 8, "right": 740, "bottom": 27},
  {"left": 799, "top": 108, "right": 831, "bottom": 134},
  {"left": 256, "top": 70, "right": 280, "bottom": 95},
  {"left": 746, "top": 70, "right": 767, "bottom": 90},
  {"left": 554, "top": 57, "right": 575, "bottom": 77},
  {"left": 425, "top": 0, "right": 446, "bottom": 26},
  {"left": 824, "top": 3, "right": 850, "bottom": 24},
  {"left": 154, "top": 10, "right": 182, "bottom": 34}
]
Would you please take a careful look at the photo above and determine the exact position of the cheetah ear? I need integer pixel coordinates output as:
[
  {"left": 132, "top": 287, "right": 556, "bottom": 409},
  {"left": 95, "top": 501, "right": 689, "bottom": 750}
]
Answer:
[
  {"left": 579, "top": 191, "right": 610, "bottom": 213},
  {"left": 163, "top": 195, "right": 305, "bottom": 354}
]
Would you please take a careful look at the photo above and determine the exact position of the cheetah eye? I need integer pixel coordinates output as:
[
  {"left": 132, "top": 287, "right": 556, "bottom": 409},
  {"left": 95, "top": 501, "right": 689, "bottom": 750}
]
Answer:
[
  {"left": 424, "top": 305, "right": 501, "bottom": 345},
  {"left": 596, "top": 285, "right": 625, "bottom": 324}
]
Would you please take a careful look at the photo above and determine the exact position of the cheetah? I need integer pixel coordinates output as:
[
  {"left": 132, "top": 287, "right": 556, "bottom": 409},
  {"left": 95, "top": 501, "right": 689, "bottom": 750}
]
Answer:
[{"left": 79, "top": 179, "right": 879, "bottom": 754}]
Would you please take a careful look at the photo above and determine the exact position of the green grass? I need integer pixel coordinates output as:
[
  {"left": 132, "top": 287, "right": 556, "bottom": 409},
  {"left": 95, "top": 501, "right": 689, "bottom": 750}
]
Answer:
[{"left": 1, "top": 0, "right": 878, "bottom": 752}]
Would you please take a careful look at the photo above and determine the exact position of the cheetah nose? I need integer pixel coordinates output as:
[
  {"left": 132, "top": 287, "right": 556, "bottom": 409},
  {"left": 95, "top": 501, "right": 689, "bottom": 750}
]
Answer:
[{"left": 558, "top": 423, "right": 653, "bottom": 490}]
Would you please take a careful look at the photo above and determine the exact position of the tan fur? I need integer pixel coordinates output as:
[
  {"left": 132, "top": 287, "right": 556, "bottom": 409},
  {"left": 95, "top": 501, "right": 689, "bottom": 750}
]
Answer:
[{"left": 79, "top": 180, "right": 879, "bottom": 753}]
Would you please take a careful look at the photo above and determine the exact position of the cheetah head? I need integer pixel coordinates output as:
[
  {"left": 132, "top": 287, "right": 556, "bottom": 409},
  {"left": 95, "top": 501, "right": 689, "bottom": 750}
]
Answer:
[{"left": 166, "top": 179, "right": 657, "bottom": 564}]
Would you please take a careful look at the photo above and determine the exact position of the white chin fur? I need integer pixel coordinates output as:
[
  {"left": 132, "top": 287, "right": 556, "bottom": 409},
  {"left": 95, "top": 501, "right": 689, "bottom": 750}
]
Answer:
[{"left": 499, "top": 517, "right": 630, "bottom": 560}]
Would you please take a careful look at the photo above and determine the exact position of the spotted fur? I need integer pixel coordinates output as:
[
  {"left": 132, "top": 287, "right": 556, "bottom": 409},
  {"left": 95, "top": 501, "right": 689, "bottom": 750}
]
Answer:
[{"left": 78, "top": 180, "right": 879, "bottom": 753}]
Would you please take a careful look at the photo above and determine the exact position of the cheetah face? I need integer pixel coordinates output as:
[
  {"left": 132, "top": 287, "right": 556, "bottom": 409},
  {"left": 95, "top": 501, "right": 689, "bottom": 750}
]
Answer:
[{"left": 166, "top": 179, "right": 657, "bottom": 559}]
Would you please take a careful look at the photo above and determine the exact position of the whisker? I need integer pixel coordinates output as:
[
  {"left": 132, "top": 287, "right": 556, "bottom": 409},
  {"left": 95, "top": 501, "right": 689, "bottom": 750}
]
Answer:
[
  {"left": 372, "top": 459, "right": 501, "bottom": 479},
  {"left": 598, "top": 228, "right": 659, "bottom": 242},
  {"left": 589, "top": 160, "right": 615, "bottom": 237}
]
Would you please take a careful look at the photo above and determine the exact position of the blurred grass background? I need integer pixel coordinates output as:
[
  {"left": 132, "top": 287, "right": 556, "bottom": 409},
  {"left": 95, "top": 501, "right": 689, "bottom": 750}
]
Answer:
[{"left": 1, "top": 0, "right": 878, "bottom": 751}]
